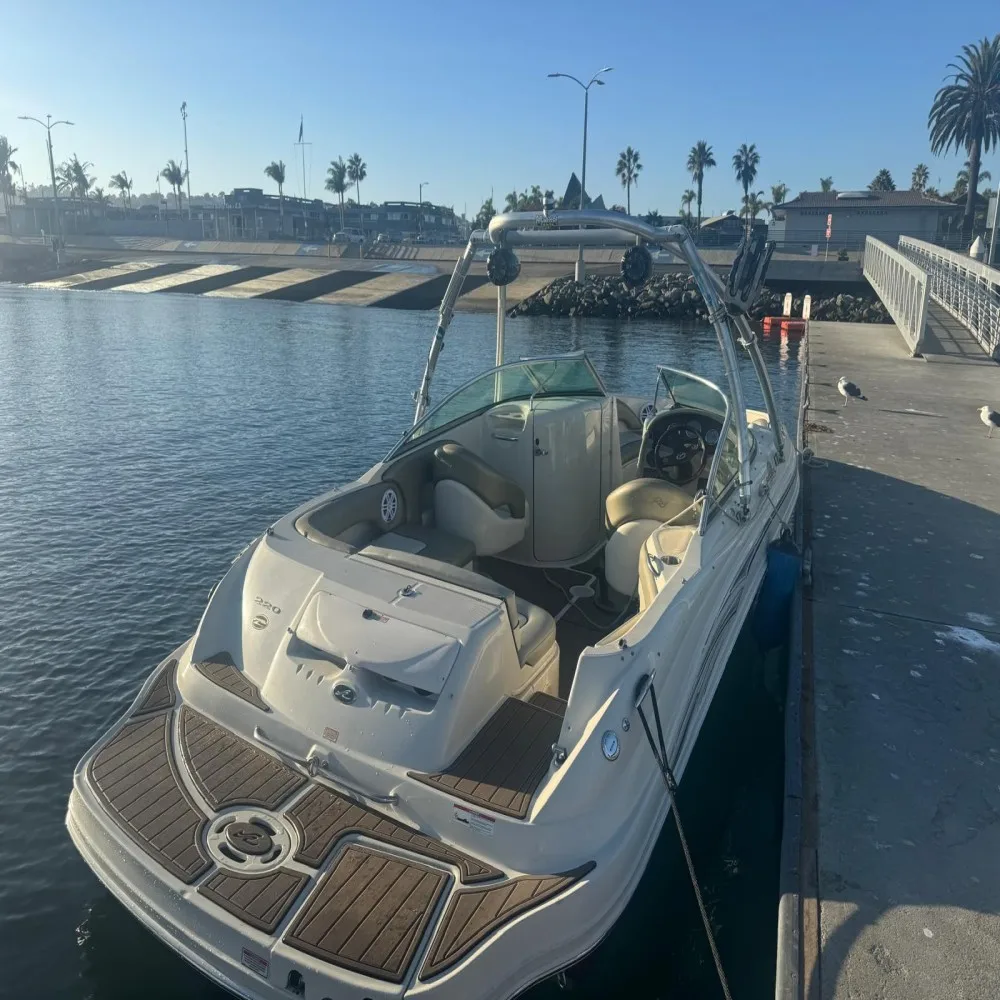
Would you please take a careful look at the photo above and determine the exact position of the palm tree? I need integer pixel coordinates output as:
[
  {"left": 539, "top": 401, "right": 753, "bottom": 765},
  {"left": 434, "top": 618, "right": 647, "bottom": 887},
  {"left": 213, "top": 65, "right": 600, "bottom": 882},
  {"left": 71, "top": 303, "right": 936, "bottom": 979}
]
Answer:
[
  {"left": 686, "top": 141, "right": 716, "bottom": 234},
  {"left": 504, "top": 190, "right": 519, "bottom": 212},
  {"left": 346, "top": 153, "right": 367, "bottom": 211},
  {"left": 929, "top": 34, "right": 1000, "bottom": 240},
  {"left": 732, "top": 143, "right": 761, "bottom": 236},
  {"left": 109, "top": 171, "right": 133, "bottom": 213},
  {"left": 770, "top": 182, "right": 789, "bottom": 207},
  {"left": 679, "top": 189, "right": 696, "bottom": 225},
  {"left": 869, "top": 168, "right": 896, "bottom": 192},
  {"left": 643, "top": 209, "right": 663, "bottom": 226},
  {"left": 92, "top": 186, "right": 110, "bottom": 217},
  {"left": 614, "top": 146, "right": 642, "bottom": 215},
  {"left": 740, "top": 190, "right": 766, "bottom": 226},
  {"left": 324, "top": 157, "right": 348, "bottom": 230},
  {"left": 0, "top": 136, "right": 18, "bottom": 229},
  {"left": 954, "top": 160, "right": 993, "bottom": 198},
  {"left": 820, "top": 176, "right": 835, "bottom": 192},
  {"left": 473, "top": 197, "right": 495, "bottom": 230},
  {"left": 161, "top": 159, "right": 186, "bottom": 213},
  {"left": 911, "top": 163, "right": 930, "bottom": 192},
  {"left": 264, "top": 160, "right": 286, "bottom": 225}
]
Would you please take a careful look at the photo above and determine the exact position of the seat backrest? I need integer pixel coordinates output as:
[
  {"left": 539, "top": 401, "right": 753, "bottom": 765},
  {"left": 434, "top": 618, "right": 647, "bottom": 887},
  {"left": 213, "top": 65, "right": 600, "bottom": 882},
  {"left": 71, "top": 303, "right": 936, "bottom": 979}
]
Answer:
[{"left": 432, "top": 442, "right": 526, "bottom": 518}]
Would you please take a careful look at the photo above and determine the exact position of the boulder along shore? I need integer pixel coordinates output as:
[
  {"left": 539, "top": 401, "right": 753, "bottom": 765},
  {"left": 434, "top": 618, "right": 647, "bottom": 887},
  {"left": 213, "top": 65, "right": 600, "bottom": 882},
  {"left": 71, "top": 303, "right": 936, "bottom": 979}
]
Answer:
[{"left": 507, "top": 272, "right": 892, "bottom": 324}]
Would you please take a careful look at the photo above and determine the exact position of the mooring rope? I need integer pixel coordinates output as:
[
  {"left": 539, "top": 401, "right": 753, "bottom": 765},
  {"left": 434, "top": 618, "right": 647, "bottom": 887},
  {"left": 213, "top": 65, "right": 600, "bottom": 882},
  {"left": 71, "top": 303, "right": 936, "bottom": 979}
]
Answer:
[{"left": 635, "top": 677, "right": 734, "bottom": 1000}]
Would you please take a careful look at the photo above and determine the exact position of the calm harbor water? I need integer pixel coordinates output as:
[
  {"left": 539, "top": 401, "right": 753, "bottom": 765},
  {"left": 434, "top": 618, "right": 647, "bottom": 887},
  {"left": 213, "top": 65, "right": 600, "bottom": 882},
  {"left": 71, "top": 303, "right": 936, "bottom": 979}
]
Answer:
[{"left": 0, "top": 284, "right": 801, "bottom": 1000}]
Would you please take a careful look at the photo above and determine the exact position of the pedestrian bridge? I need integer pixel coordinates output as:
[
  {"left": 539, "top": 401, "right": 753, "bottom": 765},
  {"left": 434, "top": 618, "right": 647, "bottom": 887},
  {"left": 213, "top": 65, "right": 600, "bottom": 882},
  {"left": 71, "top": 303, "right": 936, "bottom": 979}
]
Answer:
[{"left": 862, "top": 235, "right": 999, "bottom": 362}]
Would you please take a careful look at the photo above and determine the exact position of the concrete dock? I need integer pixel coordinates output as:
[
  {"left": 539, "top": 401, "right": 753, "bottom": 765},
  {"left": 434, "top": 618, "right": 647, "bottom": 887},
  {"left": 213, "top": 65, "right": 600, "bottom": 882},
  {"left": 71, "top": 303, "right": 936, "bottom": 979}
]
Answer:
[{"left": 798, "top": 320, "right": 1000, "bottom": 998}]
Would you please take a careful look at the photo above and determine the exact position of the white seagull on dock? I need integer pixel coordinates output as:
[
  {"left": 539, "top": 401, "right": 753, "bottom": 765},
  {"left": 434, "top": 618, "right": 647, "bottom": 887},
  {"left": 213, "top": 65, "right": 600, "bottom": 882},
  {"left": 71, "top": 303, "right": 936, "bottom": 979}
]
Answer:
[
  {"left": 981, "top": 405, "right": 1000, "bottom": 437},
  {"left": 837, "top": 377, "right": 867, "bottom": 406}
]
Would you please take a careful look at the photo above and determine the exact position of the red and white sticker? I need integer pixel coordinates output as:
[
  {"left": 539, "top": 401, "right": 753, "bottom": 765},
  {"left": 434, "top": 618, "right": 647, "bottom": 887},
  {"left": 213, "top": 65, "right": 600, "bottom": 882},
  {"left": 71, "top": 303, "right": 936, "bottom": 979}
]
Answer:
[
  {"left": 241, "top": 947, "right": 270, "bottom": 979},
  {"left": 453, "top": 804, "right": 495, "bottom": 837}
]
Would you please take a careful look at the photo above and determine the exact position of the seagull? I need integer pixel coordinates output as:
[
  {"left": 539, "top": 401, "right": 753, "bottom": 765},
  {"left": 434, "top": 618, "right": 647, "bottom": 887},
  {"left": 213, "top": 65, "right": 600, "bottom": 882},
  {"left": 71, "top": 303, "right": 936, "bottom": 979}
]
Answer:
[
  {"left": 837, "top": 377, "right": 867, "bottom": 406},
  {"left": 981, "top": 405, "right": 1000, "bottom": 438}
]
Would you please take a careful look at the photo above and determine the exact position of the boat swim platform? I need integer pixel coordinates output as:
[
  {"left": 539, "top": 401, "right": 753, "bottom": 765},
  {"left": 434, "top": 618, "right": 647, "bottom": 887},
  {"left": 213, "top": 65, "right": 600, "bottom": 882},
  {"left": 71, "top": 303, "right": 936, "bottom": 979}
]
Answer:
[
  {"left": 782, "top": 320, "right": 1000, "bottom": 999},
  {"left": 84, "top": 658, "right": 592, "bottom": 985}
]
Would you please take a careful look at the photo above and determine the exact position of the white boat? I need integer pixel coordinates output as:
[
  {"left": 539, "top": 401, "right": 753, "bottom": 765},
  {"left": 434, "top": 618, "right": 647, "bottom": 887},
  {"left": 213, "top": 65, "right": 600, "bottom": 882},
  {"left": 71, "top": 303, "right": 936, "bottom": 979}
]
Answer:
[{"left": 67, "top": 209, "right": 798, "bottom": 1000}]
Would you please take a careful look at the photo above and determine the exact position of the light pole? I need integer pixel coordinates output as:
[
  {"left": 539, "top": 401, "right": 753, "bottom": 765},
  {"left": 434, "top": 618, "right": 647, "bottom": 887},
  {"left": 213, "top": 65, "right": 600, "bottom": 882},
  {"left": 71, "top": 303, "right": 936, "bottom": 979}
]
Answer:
[
  {"left": 547, "top": 66, "right": 613, "bottom": 283},
  {"left": 180, "top": 101, "right": 192, "bottom": 219},
  {"left": 18, "top": 114, "right": 73, "bottom": 246},
  {"left": 418, "top": 181, "right": 429, "bottom": 236}
]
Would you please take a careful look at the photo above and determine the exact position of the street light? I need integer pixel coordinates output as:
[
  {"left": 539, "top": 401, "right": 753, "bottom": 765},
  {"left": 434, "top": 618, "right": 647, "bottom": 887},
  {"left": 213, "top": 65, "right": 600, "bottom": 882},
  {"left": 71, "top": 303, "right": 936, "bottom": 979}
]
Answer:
[
  {"left": 547, "top": 66, "right": 613, "bottom": 282},
  {"left": 18, "top": 113, "right": 73, "bottom": 246},
  {"left": 418, "top": 181, "right": 429, "bottom": 236}
]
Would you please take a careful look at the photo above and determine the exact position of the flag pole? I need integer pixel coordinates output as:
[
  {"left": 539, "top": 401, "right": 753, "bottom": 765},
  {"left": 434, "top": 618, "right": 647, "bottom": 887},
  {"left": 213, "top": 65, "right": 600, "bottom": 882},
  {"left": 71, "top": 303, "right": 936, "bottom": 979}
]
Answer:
[{"left": 294, "top": 116, "right": 310, "bottom": 199}]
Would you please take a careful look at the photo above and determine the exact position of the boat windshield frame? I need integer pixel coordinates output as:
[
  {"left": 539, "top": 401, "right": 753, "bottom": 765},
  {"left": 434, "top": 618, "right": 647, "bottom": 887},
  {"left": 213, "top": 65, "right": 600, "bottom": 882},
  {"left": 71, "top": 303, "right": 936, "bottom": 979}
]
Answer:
[
  {"left": 410, "top": 207, "right": 786, "bottom": 520},
  {"left": 387, "top": 352, "right": 607, "bottom": 460}
]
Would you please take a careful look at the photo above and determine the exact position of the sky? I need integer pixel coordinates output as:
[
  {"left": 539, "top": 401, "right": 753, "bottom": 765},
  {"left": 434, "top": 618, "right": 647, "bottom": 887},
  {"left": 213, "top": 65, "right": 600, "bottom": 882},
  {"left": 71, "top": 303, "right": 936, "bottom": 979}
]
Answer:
[{"left": 2, "top": 0, "right": 998, "bottom": 218}]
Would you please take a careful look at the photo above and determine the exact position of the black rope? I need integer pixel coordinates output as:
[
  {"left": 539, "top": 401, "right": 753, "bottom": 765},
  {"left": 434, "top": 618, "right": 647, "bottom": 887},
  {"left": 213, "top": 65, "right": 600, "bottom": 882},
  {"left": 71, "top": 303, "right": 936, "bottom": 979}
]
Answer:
[{"left": 636, "top": 682, "right": 734, "bottom": 1000}]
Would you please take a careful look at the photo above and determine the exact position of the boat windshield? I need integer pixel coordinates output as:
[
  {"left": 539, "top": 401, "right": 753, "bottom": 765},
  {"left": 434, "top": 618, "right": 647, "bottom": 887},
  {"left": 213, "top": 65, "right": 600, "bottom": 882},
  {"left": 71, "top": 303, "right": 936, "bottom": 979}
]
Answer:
[
  {"left": 392, "top": 355, "right": 605, "bottom": 456},
  {"left": 655, "top": 366, "right": 728, "bottom": 417}
]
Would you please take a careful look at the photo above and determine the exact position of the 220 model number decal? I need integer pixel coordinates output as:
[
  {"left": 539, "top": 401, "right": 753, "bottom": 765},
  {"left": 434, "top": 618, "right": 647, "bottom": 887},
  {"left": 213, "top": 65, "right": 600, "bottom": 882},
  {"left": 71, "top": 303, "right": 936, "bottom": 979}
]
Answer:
[{"left": 254, "top": 596, "right": 282, "bottom": 615}]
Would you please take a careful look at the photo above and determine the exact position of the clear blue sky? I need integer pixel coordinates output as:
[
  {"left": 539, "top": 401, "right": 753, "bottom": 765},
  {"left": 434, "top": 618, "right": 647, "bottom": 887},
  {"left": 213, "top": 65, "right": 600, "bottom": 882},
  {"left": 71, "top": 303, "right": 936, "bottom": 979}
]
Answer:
[{"left": 2, "top": 0, "right": 997, "bottom": 217}]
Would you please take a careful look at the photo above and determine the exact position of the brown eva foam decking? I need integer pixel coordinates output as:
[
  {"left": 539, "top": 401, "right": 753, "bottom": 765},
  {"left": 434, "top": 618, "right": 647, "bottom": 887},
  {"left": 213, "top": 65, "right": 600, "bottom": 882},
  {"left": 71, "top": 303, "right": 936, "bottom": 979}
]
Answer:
[
  {"left": 132, "top": 659, "right": 178, "bottom": 715},
  {"left": 420, "top": 863, "right": 595, "bottom": 979},
  {"left": 408, "top": 697, "right": 562, "bottom": 819},
  {"left": 285, "top": 844, "right": 448, "bottom": 983},
  {"left": 179, "top": 707, "right": 306, "bottom": 811},
  {"left": 88, "top": 711, "right": 211, "bottom": 883},
  {"left": 192, "top": 652, "right": 270, "bottom": 711},
  {"left": 199, "top": 868, "right": 310, "bottom": 933},
  {"left": 287, "top": 785, "right": 502, "bottom": 883}
]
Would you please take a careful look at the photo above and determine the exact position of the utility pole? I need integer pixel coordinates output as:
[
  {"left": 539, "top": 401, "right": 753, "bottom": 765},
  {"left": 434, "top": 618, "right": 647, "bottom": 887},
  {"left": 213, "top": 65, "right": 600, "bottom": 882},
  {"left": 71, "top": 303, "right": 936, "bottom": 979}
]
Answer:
[
  {"left": 18, "top": 114, "right": 73, "bottom": 246},
  {"left": 294, "top": 116, "right": 311, "bottom": 200},
  {"left": 180, "top": 101, "right": 191, "bottom": 219}
]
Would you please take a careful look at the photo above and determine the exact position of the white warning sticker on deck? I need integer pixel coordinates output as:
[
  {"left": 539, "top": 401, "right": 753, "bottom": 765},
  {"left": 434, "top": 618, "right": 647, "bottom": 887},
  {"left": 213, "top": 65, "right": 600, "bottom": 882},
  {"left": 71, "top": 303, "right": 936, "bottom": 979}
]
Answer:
[
  {"left": 453, "top": 804, "right": 495, "bottom": 837},
  {"left": 241, "top": 947, "right": 270, "bottom": 979}
]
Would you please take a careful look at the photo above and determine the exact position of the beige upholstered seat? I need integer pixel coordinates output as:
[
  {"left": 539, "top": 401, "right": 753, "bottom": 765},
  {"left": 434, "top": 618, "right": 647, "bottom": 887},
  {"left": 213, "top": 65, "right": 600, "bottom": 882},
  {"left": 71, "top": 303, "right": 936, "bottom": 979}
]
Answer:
[
  {"left": 604, "top": 478, "right": 693, "bottom": 597},
  {"left": 432, "top": 443, "right": 528, "bottom": 557}
]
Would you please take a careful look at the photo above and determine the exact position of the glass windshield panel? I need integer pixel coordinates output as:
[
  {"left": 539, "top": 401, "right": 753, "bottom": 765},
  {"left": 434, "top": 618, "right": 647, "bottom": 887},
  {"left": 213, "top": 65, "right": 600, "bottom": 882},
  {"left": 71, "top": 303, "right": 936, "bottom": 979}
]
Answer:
[
  {"left": 711, "top": 423, "right": 740, "bottom": 503},
  {"left": 657, "top": 367, "right": 728, "bottom": 417},
  {"left": 399, "top": 356, "right": 603, "bottom": 450}
]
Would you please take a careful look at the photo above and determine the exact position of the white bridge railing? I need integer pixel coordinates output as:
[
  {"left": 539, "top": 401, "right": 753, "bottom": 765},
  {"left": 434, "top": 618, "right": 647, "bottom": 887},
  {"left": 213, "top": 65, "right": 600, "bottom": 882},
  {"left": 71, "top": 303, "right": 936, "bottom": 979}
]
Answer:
[
  {"left": 862, "top": 236, "right": 929, "bottom": 355},
  {"left": 898, "top": 236, "right": 1000, "bottom": 358}
]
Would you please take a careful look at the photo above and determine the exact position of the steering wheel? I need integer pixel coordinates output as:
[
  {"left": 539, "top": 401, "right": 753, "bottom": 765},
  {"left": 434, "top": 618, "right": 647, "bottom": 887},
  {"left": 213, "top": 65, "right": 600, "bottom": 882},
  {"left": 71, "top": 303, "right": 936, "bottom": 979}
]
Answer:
[{"left": 651, "top": 422, "right": 707, "bottom": 485}]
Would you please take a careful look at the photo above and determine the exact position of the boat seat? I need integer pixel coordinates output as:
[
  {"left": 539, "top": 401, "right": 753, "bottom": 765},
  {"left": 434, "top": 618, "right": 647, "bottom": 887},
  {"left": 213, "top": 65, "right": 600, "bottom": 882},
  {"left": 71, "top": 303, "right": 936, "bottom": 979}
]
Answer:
[
  {"left": 432, "top": 442, "right": 527, "bottom": 557},
  {"left": 604, "top": 478, "right": 693, "bottom": 597},
  {"left": 513, "top": 597, "right": 557, "bottom": 668}
]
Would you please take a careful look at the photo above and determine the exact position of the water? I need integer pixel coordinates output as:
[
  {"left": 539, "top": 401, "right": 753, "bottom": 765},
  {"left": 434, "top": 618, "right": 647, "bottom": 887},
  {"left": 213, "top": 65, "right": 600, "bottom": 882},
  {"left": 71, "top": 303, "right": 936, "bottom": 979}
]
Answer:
[{"left": 0, "top": 285, "right": 801, "bottom": 1000}]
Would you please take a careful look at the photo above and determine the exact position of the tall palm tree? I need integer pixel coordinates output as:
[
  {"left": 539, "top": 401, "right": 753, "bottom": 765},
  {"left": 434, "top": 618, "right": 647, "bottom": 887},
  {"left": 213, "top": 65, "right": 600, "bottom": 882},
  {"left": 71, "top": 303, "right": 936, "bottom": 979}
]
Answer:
[
  {"left": 0, "top": 136, "right": 18, "bottom": 229},
  {"left": 615, "top": 146, "right": 642, "bottom": 215},
  {"left": 869, "top": 168, "right": 896, "bottom": 192},
  {"left": 686, "top": 141, "right": 716, "bottom": 234},
  {"left": 911, "top": 163, "right": 930, "bottom": 192},
  {"left": 929, "top": 34, "right": 1000, "bottom": 240},
  {"left": 161, "top": 159, "right": 186, "bottom": 213},
  {"left": 346, "top": 153, "right": 367, "bottom": 211},
  {"left": 264, "top": 160, "right": 286, "bottom": 225},
  {"left": 820, "top": 176, "right": 834, "bottom": 192},
  {"left": 324, "top": 157, "right": 348, "bottom": 230},
  {"left": 110, "top": 171, "right": 133, "bottom": 213},
  {"left": 504, "top": 190, "right": 519, "bottom": 212},
  {"left": 732, "top": 143, "right": 761, "bottom": 236}
]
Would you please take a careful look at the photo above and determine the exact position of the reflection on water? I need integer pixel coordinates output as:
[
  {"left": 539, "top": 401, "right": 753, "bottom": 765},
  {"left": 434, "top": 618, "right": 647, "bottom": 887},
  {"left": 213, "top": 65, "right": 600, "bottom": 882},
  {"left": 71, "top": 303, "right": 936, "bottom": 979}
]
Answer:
[{"left": 0, "top": 286, "right": 800, "bottom": 1000}]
